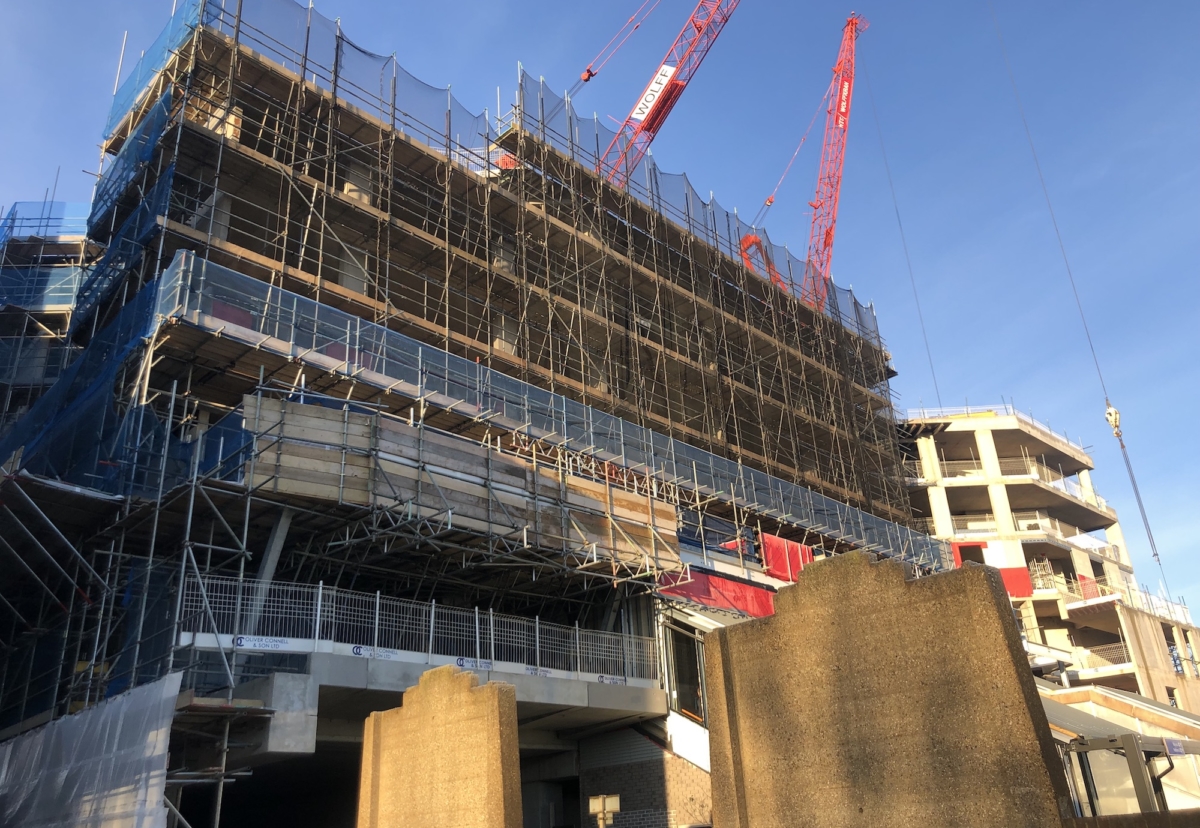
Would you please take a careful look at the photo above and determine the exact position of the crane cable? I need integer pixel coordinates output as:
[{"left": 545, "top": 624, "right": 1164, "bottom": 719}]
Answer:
[
  {"left": 862, "top": 63, "right": 943, "bottom": 409},
  {"left": 751, "top": 85, "right": 828, "bottom": 228},
  {"left": 580, "top": 0, "right": 663, "bottom": 87},
  {"left": 541, "top": 0, "right": 662, "bottom": 126},
  {"left": 987, "top": 1, "right": 1170, "bottom": 592}
]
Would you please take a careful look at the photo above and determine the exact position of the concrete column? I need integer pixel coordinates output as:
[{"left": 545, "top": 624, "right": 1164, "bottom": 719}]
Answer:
[
  {"left": 1106, "top": 521, "right": 1130, "bottom": 565},
  {"left": 987, "top": 484, "right": 1016, "bottom": 535},
  {"left": 1078, "top": 468, "right": 1097, "bottom": 507},
  {"left": 976, "top": 429, "right": 1016, "bottom": 535},
  {"left": 916, "top": 435, "right": 941, "bottom": 482},
  {"left": 928, "top": 486, "right": 954, "bottom": 538},
  {"left": 245, "top": 507, "right": 295, "bottom": 636},
  {"left": 974, "top": 428, "right": 1003, "bottom": 479}
]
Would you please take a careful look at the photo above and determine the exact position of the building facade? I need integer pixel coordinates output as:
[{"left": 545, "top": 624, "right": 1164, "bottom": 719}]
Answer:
[
  {"left": 0, "top": 2, "right": 949, "bottom": 826},
  {"left": 902, "top": 405, "right": 1200, "bottom": 711}
]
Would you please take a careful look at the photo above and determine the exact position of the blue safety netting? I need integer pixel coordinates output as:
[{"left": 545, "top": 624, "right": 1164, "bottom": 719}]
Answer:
[
  {"left": 71, "top": 166, "right": 174, "bottom": 336},
  {"left": 90, "top": 92, "right": 173, "bottom": 236},
  {"left": 105, "top": 0, "right": 201, "bottom": 140},
  {"left": 0, "top": 272, "right": 162, "bottom": 493}
]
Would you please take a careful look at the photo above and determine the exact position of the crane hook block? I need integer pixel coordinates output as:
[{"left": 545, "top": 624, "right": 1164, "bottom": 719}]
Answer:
[{"left": 1105, "top": 405, "right": 1122, "bottom": 438}]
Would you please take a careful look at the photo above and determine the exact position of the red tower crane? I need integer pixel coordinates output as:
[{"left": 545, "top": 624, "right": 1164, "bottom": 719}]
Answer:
[
  {"left": 802, "top": 13, "right": 866, "bottom": 311},
  {"left": 599, "top": 0, "right": 740, "bottom": 188}
]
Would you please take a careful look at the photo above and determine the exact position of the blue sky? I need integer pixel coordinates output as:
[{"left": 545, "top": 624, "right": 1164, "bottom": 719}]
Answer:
[{"left": 1, "top": 1, "right": 1196, "bottom": 607}]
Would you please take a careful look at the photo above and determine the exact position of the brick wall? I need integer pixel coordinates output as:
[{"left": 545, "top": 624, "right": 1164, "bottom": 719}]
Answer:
[{"left": 580, "top": 728, "right": 712, "bottom": 827}]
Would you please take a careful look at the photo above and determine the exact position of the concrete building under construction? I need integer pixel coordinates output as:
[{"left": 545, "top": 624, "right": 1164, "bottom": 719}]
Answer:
[
  {"left": 0, "top": 1, "right": 951, "bottom": 825},
  {"left": 902, "top": 406, "right": 1200, "bottom": 708}
]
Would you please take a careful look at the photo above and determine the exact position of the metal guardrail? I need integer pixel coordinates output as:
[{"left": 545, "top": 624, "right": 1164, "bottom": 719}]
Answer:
[
  {"left": 155, "top": 253, "right": 953, "bottom": 571},
  {"left": 907, "top": 455, "right": 1110, "bottom": 512},
  {"left": 904, "top": 404, "right": 1087, "bottom": 451},
  {"left": 1078, "top": 642, "right": 1132, "bottom": 670},
  {"left": 1027, "top": 565, "right": 1193, "bottom": 626},
  {"left": 181, "top": 576, "right": 660, "bottom": 681}
]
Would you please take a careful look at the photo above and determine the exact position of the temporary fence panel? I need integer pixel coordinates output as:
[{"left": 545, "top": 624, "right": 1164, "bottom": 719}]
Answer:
[{"left": 0, "top": 671, "right": 181, "bottom": 828}]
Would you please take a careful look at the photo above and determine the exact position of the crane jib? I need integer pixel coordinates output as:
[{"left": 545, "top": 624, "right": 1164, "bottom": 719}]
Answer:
[{"left": 631, "top": 64, "right": 678, "bottom": 122}]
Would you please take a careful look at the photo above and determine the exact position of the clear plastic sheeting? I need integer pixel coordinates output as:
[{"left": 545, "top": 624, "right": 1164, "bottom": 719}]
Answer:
[
  {"left": 0, "top": 267, "right": 83, "bottom": 312},
  {"left": 0, "top": 671, "right": 181, "bottom": 828},
  {"left": 101, "top": 0, "right": 880, "bottom": 343},
  {"left": 157, "top": 253, "right": 949, "bottom": 570},
  {"left": 515, "top": 71, "right": 883, "bottom": 345},
  {"left": 0, "top": 202, "right": 89, "bottom": 247}
]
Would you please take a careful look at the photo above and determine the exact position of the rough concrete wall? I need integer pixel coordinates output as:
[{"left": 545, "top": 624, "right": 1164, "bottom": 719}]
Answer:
[
  {"left": 356, "top": 665, "right": 521, "bottom": 828},
  {"left": 1120, "top": 605, "right": 1200, "bottom": 712},
  {"left": 580, "top": 728, "right": 711, "bottom": 826},
  {"left": 705, "top": 552, "right": 1074, "bottom": 828}
]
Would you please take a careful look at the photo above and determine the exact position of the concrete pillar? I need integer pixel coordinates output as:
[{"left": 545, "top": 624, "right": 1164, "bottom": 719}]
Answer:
[
  {"left": 927, "top": 487, "right": 954, "bottom": 539},
  {"left": 974, "top": 428, "right": 1003, "bottom": 478},
  {"left": 357, "top": 665, "right": 522, "bottom": 828},
  {"left": 975, "top": 429, "right": 1016, "bottom": 535},
  {"left": 987, "top": 484, "right": 1016, "bottom": 535},
  {"left": 1106, "top": 521, "right": 1130, "bottom": 565},
  {"left": 704, "top": 552, "right": 1074, "bottom": 827},
  {"left": 1078, "top": 468, "right": 1097, "bottom": 507},
  {"left": 916, "top": 435, "right": 941, "bottom": 482},
  {"left": 245, "top": 507, "right": 294, "bottom": 637}
]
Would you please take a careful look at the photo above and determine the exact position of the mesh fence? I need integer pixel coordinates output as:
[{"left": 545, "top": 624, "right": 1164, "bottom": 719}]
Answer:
[{"left": 181, "top": 576, "right": 660, "bottom": 680}]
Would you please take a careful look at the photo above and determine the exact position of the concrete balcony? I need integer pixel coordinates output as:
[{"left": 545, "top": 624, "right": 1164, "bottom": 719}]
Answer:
[
  {"left": 1027, "top": 562, "right": 1193, "bottom": 626},
  {"left": 1012, "top": 510, "right": 1124, "bottom": 564},
  {"left": 1071, "top": 642, "right": 1136, "bottom": 681}
]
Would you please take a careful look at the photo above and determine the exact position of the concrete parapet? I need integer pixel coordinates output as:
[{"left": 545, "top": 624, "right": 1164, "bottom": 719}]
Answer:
[
  {"left": 705, "top": 551, "right": 1074, "bottom": 827},
  {"left": 356, "top": 665, "right": 522, "bottom": 827}
]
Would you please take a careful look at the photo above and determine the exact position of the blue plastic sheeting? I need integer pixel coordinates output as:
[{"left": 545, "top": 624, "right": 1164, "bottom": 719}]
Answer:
[
  {"left": 72, "top": 166, "right": 175, "bottom": 336},
  {"left": 0, "top": 267, "right": 84, "bottom": 311},
  {"left": 0, "top": 202, "right": 89, "bottom": 247},
  {"left": 158, "top": 253, "right": 949, "bottom": 570},
  {"left": 104, "top": 0, "right": 200, "bottom": 140},
  {"left": 0, "top": 272, "right": 163, "bottom": 496},
  {"left": 90, "top": 92, "right": 173, "bottom": 235}
]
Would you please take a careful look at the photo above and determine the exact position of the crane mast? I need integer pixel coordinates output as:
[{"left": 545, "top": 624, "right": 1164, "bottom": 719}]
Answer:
[
  {"left": 599, "top": 0, "right": 740, "bottom": 188},
  {"left": 802, "top": 13, "right": 866, "bottom": 311}
]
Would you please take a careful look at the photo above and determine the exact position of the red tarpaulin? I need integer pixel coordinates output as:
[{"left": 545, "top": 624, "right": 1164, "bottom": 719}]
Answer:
[
  {"left": 760, "top": 533, "right": 814, "bottom": 582},
  {"left": 660, "top": 570, "right": 776, "bottom": 618}
]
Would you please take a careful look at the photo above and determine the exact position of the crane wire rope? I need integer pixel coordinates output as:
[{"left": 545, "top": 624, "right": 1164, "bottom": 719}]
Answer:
[
  {"left": 987, "top": 1, "right": 1170, "bottom": 593},
  {"left": 544, "top": 0, "right": 663, "bottom": 124},
  {"left": 751, "top": 88, "right": 828, "bottom": 228},
  {"left": 862, "top": 63, "right": 942, "bottom": 409}
]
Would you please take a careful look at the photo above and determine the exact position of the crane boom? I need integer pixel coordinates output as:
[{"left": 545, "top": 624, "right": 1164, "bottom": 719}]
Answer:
[
  {"left": 599, "top": 0, "right": 740, "bottom": 188},
  {"left": 802, "top": 13, "right": 866, "bottom": 311}
]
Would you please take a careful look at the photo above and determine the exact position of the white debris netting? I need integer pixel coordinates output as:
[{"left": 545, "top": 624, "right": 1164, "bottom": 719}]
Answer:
[{"left": 0, "top": 671, "right": 181, "bottom": 828}]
